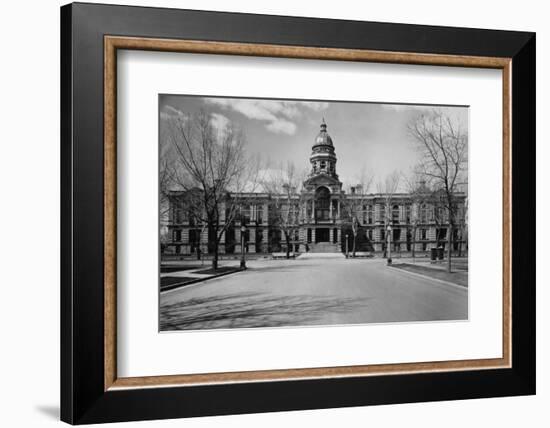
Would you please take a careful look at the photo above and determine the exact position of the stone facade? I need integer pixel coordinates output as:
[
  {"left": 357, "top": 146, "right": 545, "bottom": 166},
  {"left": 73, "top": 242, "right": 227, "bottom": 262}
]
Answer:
[{"left": 163, "top": 120, "right": 467, "bottom": 257}]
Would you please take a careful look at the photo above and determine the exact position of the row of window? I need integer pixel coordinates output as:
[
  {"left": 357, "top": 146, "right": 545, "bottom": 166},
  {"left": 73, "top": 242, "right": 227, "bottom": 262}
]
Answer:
[
  {"left": 172, "top": 201, "right": 464, "bottom": 225},
  {"left": 172, "top": 227, "right": 463, "bottom": 244},
  {"left": 172, "top": 203, "right": 266, "bottom": 225},
  {"left": 359, "top": 203, "right": 464, "bottom": 225}
]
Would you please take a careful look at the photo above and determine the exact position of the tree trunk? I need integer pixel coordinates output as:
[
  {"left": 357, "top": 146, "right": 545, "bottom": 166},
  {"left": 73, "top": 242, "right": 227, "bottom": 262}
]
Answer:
[
  {"left": 411, "top": 226, "right": 416, "bottom": 259},
  {"left": 212, "top": 239, "right": 219, "bottom": 270},
  {"left": 285, "top": 232, "right": 291, "bottom": 259},
  {"left": 447, "top": 224, "right": 452, "bottom": 273},
  {"left": 458, "top": 225, "right": 465, "bottom": 257},
  {"left": 352, "top": 233, "right": 357, "bottom": 257}
]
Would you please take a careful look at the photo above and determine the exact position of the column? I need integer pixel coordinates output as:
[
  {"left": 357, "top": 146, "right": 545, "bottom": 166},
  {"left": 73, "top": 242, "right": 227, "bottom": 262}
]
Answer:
[
  {"left": 336, "top": 228, "right": 341, "bottom": 244},
  {"left": 311, "top": 228, "right": 316, "bottom": 243},
  {"left": 262, "top": 228, "right": 269, "bottom": 253},
  {"left": 329, "top": 228, "right": 334, "bottom": 243},
  {"left": 337, "top": 199, "right": 340, "bottom": 219},
  {"left": 219, "top": 230, "right": 226, "bottom": 254},
  {"left": 311, "top": 199, "right": 315, "bottom": 220},
  {"left": 428, "top": 227, "right": 437, "bottom": 250},
  {"left": 299, "top": 228, "right": 307, "bottom": 252},
  {"left": 249, "top": 228, "right": 256, "bottom": 253},
  {"left": 373, "top": 227, "right": 382, "bottom": 252},
  {"left": 414, "top": 228, "right": 423, "bottom": 253},
  {"left": 235, "top": 226, "right": 242, "bottom": 253},
  {"left": 181, "top": 228, "right": 190, "bottom": 255},
  {"left": 401, "top": 227, "right": 407, "bottom": 252},
  {"left": 329, "top": 199, "right": 333, "bottom": 219},
  {"left": 263, "top": 203, "right": 269, "bottom": 225},
  {"left": 200, "top": 227, "right": 209, "bottom": 254}
]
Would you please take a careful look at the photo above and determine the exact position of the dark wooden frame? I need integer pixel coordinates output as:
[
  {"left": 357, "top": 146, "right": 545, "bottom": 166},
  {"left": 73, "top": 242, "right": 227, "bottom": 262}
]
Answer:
[{"left": 61, "top": 2, "right": 535, "bottom": 424}]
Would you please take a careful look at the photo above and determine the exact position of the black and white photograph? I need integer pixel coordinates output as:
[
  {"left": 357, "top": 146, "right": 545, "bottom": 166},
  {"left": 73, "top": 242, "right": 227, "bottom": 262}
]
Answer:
[
  {"left": 159, "top": 95, "right": 469, "bottom": 331},
  {"left": 0, "top": 0, "right": 542, "bottom": 426}
]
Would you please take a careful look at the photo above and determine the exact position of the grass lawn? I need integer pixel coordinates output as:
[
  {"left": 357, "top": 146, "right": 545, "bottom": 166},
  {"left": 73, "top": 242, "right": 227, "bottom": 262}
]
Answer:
[
  {"left": 160, "top": 265, "right": 202, "bottom": 273},
  {"left": 391, "top": 263, "right": 468, "bottom": 287},
  {"left": 160, "top": 266, "right": 243, "bottom": 291},
  {"left": 194, "top": 266, "right": 241, "bottom": 275},
  {"left": 160, "top": 276, "right": 198, "bottom": 291}
]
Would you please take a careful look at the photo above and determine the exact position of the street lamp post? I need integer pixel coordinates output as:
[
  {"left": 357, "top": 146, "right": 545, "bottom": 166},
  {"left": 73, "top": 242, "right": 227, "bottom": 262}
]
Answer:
[
  {"left": 345, "top": 233, "right": 349, "bottom": 258},
  {"left": 387, "top": 224, "right": 392, "bottom": 265},
  {"left": 240, "top": 225, "right": 247, "bottom": 270},
  {"left": 412, "top": 220, "right": 417, "bottom": 265}
]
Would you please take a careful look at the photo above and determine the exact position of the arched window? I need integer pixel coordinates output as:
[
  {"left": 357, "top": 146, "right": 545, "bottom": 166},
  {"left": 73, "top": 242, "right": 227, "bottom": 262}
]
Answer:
[{"left": 315, "top": 186, "right": 331, "bottom": 221}]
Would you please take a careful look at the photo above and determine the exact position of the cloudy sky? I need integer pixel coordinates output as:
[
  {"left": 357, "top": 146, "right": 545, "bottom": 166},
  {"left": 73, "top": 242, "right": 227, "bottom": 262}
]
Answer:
[{"left": 159, "top": 94, "right": 468, "bottom": 191}]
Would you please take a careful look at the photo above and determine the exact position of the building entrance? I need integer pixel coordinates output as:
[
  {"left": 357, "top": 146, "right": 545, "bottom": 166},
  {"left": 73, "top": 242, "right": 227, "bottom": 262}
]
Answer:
[{"left": 316, "top": 228, "right": 330, "bottom": 243}]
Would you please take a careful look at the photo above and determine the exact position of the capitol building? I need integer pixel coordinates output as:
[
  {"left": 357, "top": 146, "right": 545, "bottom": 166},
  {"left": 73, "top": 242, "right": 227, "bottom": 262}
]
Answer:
[{"left": 163, "top": 120, "right": 467, "bottom": 257}]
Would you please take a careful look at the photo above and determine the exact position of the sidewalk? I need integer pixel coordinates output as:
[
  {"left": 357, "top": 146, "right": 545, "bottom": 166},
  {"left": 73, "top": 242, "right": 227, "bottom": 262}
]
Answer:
[{"left": 390, "top": 262, "right": 468, "bottom": 287}]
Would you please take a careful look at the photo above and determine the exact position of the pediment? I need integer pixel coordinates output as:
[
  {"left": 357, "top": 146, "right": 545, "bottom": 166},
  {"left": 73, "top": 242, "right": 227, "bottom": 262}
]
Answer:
[
  {"left": 304, "top": 174, "right": 339, "bottom": 185},
  {"left": 303, "top": 174, "right": 342, "bottom": 192}
]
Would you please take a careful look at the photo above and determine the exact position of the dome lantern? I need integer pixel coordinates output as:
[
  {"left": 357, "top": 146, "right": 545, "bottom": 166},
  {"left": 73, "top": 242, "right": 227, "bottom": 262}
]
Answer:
[{"left": 309, "top": 119, "right": 338, "bottom": 180}]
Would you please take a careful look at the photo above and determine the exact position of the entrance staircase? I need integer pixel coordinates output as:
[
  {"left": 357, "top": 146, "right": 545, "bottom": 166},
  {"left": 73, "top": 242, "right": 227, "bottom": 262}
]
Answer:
[{"left": 308, "top": 242, "right": 341, "bottom": 253}]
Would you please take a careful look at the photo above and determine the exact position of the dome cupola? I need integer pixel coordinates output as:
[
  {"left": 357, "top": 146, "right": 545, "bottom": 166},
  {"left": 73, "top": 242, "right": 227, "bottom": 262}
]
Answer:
[
  {"left": 313, "top": 118, "right": 333, "bottom": 147},
  {"left": 308, "top": 119, "right": 338, "bottom": 180}
]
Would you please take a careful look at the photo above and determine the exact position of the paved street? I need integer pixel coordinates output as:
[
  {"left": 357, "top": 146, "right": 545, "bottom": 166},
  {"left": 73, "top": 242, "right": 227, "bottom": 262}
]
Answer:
[{"left": 160, "top": 254, "right": 468, "bottom": 330}]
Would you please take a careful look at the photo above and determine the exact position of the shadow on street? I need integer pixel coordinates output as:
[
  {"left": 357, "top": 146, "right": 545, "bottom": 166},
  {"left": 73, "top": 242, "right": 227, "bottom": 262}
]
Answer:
[{"left": 160, "top": 292, "right": 373, "bottom": 330}]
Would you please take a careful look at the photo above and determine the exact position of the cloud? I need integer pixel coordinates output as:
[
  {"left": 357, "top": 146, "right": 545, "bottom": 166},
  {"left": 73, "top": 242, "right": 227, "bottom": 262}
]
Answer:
[
  {"left": 210, "top": 112, "right": 230, "bottom": 132},
  {"left": 205, "top": 98, "right": 278, "bottom": 121},
  {"left": 302, "top": 101, "right": 330, "bottom": 111},
  {"left": 266, "top": 119, "right": 296, "bottom": 135},
  {"left": 204, "top": 97, "right": 329, "bottom": 135},
  {"left": 381, "top": 103, "right": 444, "bottom": 114},
  {"left": 380, "top": 103, "right": 415, "bottom": 112},
  {"left": 165, "top": 105, "right": 184, "bottom": 115},
  {"left": 161, "top": 105, "right": 188, "bottom": 121}
]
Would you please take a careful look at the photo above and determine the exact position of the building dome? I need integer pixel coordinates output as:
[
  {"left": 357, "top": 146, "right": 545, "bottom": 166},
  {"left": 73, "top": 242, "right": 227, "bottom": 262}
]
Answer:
[
  {"left": 313, "top": 118, "right": 333, "bottom": 147},
  {"left": 308, "top": 119, "right": 339, "bottom": 180}
]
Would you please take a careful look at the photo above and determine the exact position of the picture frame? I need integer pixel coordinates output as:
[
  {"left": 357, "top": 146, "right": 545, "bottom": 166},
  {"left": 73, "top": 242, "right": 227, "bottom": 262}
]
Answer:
[{"left": 61, "top": 2, "right": 535, "bottom": 424}]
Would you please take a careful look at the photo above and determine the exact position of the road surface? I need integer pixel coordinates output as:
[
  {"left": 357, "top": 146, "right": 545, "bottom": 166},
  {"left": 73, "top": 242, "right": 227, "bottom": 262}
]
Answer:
[{"left": 160, "top": 254, "right": 468, "bottom": 330}]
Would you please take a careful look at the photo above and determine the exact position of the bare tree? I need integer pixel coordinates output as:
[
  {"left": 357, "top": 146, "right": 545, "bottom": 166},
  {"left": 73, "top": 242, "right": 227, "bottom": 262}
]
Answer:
[
  {"left": 408, "top": 109, "right": 468, "bottom": 272},
  {"left": 343, "top": 166, "right": 374, "bottom": 257},
  {"left": 164, "top": 109, "right": 261, "bottom": 270},
  {"left": 402, "top": 171, "right": 429, "bottom": 260},
  {"left": 261, "top": 161, "right": 306, "bottom": 259},
  {"left": 458, "top": 191, "right": 468, "bottom": 257},
  {"left": 377, "top": 171, "right": 402, "bottom": 258},
  {"left": 159, "top": 125, "right": 179, "bottom": 253}
]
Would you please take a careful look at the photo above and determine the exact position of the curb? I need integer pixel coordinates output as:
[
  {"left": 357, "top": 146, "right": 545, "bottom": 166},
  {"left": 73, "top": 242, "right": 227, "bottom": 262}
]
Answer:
[
  {"left": 388, "top": 265, "right": 468, "bottom": 290},
  {"left": 160, "top": 268, "right": 245, "bottom": 293}
]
